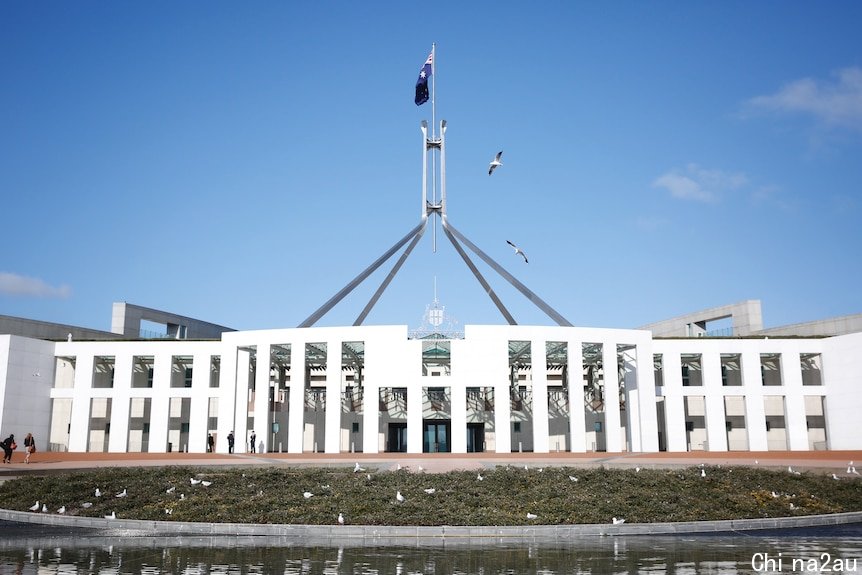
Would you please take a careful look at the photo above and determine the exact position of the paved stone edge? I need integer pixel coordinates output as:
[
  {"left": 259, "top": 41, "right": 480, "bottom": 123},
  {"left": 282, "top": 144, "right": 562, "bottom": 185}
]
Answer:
[{"left": 2, "top": 508, "right": 861, "bottom": 539}]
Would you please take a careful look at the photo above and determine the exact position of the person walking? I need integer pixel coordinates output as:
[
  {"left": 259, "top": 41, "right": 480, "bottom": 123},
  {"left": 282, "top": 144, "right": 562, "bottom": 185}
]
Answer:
[
  {"left": 23, "top": 433, "right": 35, "bottom": 464},
  {"left": 1, "top": 433, "right": 15, "bottom": 463},
  {"left": 249, "top": 431, "right": 256, "bottom": 453},
  {"left": 227, "top": 431, "right": 235, "bottom": 454}
]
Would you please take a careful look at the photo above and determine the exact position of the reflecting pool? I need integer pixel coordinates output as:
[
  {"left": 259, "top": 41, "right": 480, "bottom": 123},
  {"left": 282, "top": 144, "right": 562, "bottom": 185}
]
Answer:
[{"left": 2, "top": 522, "right": 861, "bottom": 574}]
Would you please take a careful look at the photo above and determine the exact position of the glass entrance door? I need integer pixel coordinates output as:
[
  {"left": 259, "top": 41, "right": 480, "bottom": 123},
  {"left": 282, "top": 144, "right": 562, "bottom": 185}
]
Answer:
[
  {"left": 423, "top": 420, "right": 450, "bottom": 453},
  {"left": 466, "top": 422, "right": 485, "bottom": 452},
  {"left": 387, "top": 422, "right": 407, "bottom": 452}
]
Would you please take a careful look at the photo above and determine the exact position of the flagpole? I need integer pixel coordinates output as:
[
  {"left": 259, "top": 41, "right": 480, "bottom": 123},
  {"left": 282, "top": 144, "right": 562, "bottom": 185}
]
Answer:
[{"left": 430, "top": 42, "right": 438, "bottom": 253}]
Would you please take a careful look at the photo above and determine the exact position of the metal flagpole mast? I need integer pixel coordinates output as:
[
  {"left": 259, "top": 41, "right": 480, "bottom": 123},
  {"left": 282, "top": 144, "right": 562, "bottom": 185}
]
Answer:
[{"left": 430, "top": 43, "right": 437, "bottom": 252}]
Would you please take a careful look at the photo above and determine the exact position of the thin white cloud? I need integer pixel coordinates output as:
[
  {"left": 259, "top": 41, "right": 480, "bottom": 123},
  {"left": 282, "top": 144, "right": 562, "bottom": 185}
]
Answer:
[
  {"left": 746, "top": 67, "right": 862, "bottom": 130},
  {"left": 0, "top": 272, "right": 71, "bottom": 298},
  {"left": 652, "top": 163, "right": 747, "bottom": 202}
]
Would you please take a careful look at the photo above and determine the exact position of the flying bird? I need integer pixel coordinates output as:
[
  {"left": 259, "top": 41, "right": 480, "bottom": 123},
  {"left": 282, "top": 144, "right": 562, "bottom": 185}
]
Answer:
[
  {"left": 488, "top": 151, "right": 503, "bottom": 175},
  {"left": 506, "top": 240, "right": 528, "bottom": 263}
]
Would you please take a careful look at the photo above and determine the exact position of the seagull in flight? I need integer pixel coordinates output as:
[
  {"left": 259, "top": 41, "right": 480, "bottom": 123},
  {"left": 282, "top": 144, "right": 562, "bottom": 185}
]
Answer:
[
  {"left": 506, "top": 240, "right": 528, "bottom": 263},
  {"left": 488, "top": 151, "right": 503, "bottom": 175}
]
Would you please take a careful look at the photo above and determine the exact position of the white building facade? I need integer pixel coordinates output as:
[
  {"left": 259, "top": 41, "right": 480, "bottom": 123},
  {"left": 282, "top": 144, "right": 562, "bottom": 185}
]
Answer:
[{"left": 2, "top": 323, "right": 860, "bottom": 455}]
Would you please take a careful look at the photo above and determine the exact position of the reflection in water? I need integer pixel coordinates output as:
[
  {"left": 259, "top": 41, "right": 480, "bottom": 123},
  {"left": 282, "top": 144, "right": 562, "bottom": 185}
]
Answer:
[{"left": 1, "top": 530, "right": 861, "bottom": 574}]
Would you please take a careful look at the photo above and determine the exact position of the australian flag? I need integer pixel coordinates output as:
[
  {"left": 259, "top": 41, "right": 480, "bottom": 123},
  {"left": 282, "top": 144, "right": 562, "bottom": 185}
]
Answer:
[{"left": 415, "top": 51, "right": 432, "bottom": 106}]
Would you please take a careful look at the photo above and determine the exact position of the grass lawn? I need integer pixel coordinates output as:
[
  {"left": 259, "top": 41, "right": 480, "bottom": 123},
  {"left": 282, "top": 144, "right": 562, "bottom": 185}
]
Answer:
[{"left": 2, "top": 465, "right": 860, "bottom": 526}]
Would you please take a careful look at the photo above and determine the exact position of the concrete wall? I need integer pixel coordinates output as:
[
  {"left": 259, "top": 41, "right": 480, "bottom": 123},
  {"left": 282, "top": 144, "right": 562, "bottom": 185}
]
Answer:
[{"left": 0, "top": 335, "right": 56, "bottom": 451}]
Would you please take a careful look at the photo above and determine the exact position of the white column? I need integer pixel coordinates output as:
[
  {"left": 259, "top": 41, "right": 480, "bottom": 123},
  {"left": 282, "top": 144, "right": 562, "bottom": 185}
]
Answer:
[
  {"left": 662, "top": 352, "right": 688, "bottom": 452},
  {"left": 362, "top": 380, "right": 379, "bottom": 453},
  {"left": 253, "top": 343, "right": 271, "bottom": 453},
  {"left": 532, "top": 339, "right": 550, "bottom": 453},
  {"left": 621, "top": 348, "right": 640, "bottom": 452},
  {"left": 567, "top": 340, "right": 586, "bottom": 452},
  {"left": 188, "top": 352, "right": 211, "bottom": 453},
  {"left": 634, "top": 341, "right": 660, "bottom": 452},
  {"left": 233, "top": 349, "right": 252, "bottom": 452},
  {"left": 741, "top": 350, "right": 768, "bottom": 451},
  {"left": 603, "top": 342, "right": 623, "bottom": 452},
  {"left": 324, "top": 339, "right": 342, "bottom": 453},
  {"left": 216, "top": 343, "right": 238, "bottom": 453},
  {"left": 782, "top": 351, "right": 809, "bottom": 450},
  {"left": 494, "top": 380, "right": 512, "bottom": 453},
  {"left": 702, "top": 351, "right": 728, "bottom": 452},
  {"left": 451, "top": 384, "right": 467, "bottom": 453},
  {"left": 406, "top": 383, "right": 423, "bottom": 453},
  {"left": 148, "top": 352, "right": 171, "bottom": 453},
  {"left": 68, "top": 353, "right": 94, "bottom": 452},
  {"left": 288, "top": 342, "right": 306, "bottom": 453},
  {"left": 107, "top": 353, "right": 132, "bottom": 453}
]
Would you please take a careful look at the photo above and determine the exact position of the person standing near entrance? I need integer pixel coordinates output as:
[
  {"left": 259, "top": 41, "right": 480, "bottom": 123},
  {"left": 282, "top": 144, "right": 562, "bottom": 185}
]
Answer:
[
  {"left": 227, "top": 431, "right": 235, "bottom": 454},
  {"left": 249, "top": 431, "right": 256, "bottom": 453},
  {"left": 207, "top": 433, "right": 214, "bottom": 453},
  {"left": 23, "top": 433, "right": 35, "bottom": 464}
]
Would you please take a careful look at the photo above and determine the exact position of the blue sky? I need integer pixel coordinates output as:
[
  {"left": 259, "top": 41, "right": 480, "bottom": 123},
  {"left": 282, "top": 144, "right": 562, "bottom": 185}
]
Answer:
[{"left": 2, "top": 2, "right": 861, "bottom": 333}]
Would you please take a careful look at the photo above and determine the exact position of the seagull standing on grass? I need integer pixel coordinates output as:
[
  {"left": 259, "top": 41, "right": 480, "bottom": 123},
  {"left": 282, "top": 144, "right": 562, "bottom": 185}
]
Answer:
[
  {"left": 95, "top": 488, "right": 102, "bottom": 498},
  {"left": 57, "top": 506, "right": 66, "bottom": 514},
  {"left": 526, "top": 512, "right": 538, "bottom": 520},
  {"left": 41, "top": 504, "right": 48, "bottom": 513},
  {"left": 488, "top": 151, "right": 503, "bottom": 175},
  {"left": 423, "top": 488, "right": 436, "bottom": 495},
  {"left": 338, "top": 513, "right": 345, "bottom": 525},
  {"left": 303, "top": 491, "right": 314, "bottom": 499},
  {"left": 613, "top": 517, "right": 626, "bottom": 525},
  {"left": 115, "top": 489, "right": 127, "bottom": 498},
  {"left": 396, "top": 491, "right": 406, "bottom": 503},
  {"left": 506, "top": 240, "right": 529, "bottom": 263},
  {"left": 29, "top": 501, "right": 40, "bottom": 511},
  {"left": 354, "top": 462, "right": 364, "bottom": 473},
  {"left": 477, "top": 472, "right": 484, "bottom": 481},
  {"left": 569, "top": 476, "right": 579, "bottom": 482},
  {"left": 105, "top": 511, "right": 116, "bottom": 520}
]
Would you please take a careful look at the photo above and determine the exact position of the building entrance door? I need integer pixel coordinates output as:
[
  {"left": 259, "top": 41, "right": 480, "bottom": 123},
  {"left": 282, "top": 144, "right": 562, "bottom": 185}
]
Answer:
[
  {"left": 387, "top": 422, "right": 407, "bottom": 452},
  {"left": 423, "top": 420, "right": 450, "bottom": 453},
  {"left": 466, "top": 423, "right": 484, "bottom": 452}
]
